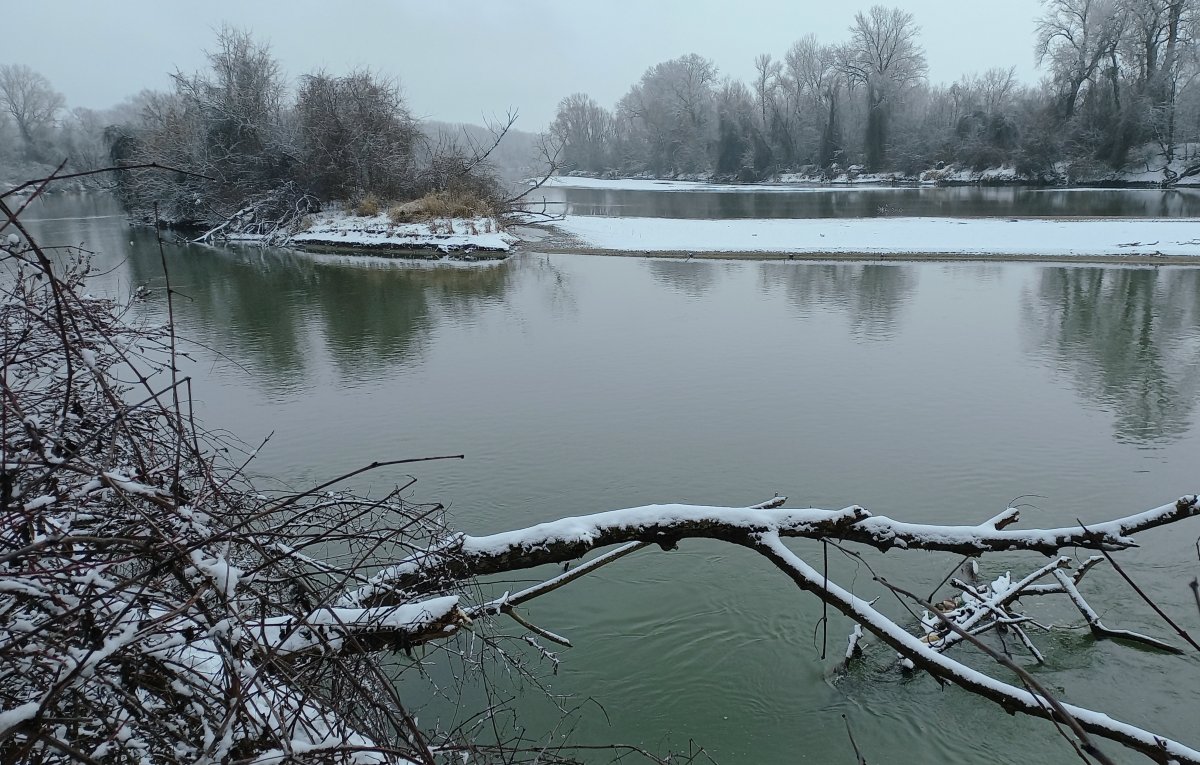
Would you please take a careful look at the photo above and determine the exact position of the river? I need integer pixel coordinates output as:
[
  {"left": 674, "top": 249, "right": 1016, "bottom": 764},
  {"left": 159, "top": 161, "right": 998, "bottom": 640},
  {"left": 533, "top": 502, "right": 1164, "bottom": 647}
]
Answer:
[{"left": 18, "top": 190, "right": 1200, "bottom": 764}]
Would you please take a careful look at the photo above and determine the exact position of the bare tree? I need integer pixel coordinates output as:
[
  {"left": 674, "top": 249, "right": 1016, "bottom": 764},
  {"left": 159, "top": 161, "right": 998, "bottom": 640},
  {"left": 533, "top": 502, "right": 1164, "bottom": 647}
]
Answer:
[
  {"left": 550, "top": 92, "right": 613, "bottom": 173},
  {"left": 1037, "top": 0, "right": 1128, "bottom": 119},
  {"left": 1117, "top": 0, "right": 1195, "bottom": 157},
  {"left": 0, "top": 64, "right": 64, "bottom": 160},
  {"left": 842, "top": 5, "right": 928, "bottom": 170},
  {"left": 786, "top": 35, "right": 848, "bottom": 167},
  {"left": 752, "top": 53, "right": 782, "bottom": 131},
  {"left": 615, "top": 54, "right": 718, "bottom": 175}
]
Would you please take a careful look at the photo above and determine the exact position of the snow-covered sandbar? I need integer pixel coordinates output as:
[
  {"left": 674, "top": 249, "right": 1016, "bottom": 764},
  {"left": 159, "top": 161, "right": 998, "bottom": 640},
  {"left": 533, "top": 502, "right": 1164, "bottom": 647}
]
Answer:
[
  {"left": 545, "top": 215, "right": 1200, "bottom": 261},
  {"left": 287, "top": 211, "right": 517, "bottom": 258},
  {"left": 539, "top": 176, "right": 914, "bottom": 193}
]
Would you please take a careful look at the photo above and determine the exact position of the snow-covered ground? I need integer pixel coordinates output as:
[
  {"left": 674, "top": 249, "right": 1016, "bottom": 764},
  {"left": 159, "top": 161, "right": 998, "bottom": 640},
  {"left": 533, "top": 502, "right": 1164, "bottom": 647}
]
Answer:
[
  {"left": 538, "top": 176, "right": 914, "bottom": 193},
  {"left": 547, "top": 215, "right": 1200, "bottom": 259},
  {"left": 539, "top": 157, "right": 1200, "bottom": 190},
  {"left": 288, "top": 211, "right": 517, "bottom": 256}
]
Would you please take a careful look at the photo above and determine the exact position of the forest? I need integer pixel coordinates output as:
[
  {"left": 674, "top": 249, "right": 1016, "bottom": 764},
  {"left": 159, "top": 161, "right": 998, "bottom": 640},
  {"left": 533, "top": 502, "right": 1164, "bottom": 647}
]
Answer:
[{"left": 549, "top": 1, "right": 1200, "bottom": 182}]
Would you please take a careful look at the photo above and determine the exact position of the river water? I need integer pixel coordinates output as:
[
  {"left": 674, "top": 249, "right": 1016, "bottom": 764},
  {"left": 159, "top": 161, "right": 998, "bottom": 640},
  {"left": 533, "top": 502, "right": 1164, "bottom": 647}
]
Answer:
[
  {"left": 530, "top": 181, "right": 1200, "bottom": 219},
  {"left": 17, "top": 190, "right": 1200, "bottom": 764}
]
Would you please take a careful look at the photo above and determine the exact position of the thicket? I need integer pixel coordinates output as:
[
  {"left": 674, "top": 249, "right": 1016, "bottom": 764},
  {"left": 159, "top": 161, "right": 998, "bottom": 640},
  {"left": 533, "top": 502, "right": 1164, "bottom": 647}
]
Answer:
[{"left": 99, "top": 27, "right": 514, "bottom": 233}]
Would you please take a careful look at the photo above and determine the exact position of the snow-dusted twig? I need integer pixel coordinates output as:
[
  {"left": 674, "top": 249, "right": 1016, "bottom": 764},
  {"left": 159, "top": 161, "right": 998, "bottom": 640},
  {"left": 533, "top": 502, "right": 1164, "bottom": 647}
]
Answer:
[{"left": 1052, "top": 569, "right": 1182, "bottom": 654}]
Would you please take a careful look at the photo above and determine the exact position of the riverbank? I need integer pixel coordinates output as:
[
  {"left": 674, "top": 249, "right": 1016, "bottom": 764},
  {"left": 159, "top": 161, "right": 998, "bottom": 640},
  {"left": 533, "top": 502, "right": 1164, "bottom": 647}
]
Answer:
[
  {"left": 533, "top": 215, "right": 1200, "bottom": 263},
  {"left": 544, "top": 172, "right": 1200, "bottom": 193},
  {"left": 543, "top": 159, "right": 1200, "bottom": 189}
]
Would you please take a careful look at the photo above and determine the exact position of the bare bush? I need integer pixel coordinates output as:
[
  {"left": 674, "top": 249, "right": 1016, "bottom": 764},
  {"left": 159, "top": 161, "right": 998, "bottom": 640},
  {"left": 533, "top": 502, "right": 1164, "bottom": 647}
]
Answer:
[{"left": 0, "top": 184, "right": 491, "bottom": 763}]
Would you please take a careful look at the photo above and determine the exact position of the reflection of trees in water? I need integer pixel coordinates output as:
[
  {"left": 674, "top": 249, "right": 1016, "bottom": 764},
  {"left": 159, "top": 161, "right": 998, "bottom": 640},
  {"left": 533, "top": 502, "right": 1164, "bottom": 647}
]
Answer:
[
  {"left": 1024, "top": 267, "right": 1200, "bottom": 445},
  {"left": 758, "top": 262, "right": 918, "bottom": 340},
  {"left": 311, "top": 258, "right": 513, "bottom": 376},
  {"left": 645, "top": 259, "right": 720, "bottom": 297},
  {"left": 128, "top": 244, "right": 314, "bottom": 385},
  {"left": 128, "top": 245, "right": 516, "bottom": 388},
  {"left": 523, "top": 254, "right": 578, "bottom": 320}
]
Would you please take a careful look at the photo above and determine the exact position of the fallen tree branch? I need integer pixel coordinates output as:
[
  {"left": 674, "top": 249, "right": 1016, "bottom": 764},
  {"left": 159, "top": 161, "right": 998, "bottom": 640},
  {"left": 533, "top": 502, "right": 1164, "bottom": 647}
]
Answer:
[{"left": 353, "top": 496, "right": 1200, "bottom": 604}]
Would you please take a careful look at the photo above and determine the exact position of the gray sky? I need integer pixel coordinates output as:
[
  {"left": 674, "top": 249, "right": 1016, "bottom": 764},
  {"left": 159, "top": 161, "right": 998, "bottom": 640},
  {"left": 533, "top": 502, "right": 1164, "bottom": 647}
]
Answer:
[{"left": 12, "top": 0, "right": 1046, "bottom": 130}]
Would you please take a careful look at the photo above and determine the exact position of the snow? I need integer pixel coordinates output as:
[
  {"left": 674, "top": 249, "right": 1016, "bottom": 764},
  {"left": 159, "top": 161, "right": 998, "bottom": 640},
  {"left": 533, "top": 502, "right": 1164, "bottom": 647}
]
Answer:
[
  {"left": 21, "top": 495, "right": 55, "bottom": 511},
  {"left": 0, "top": 702, "right": 39, "bottom": 737},
  {"left": 461, "top": 503, "right": 858, "bottom": 556},
  {"left": 103, "top": 471, "right": 167, "bottom": 499},
  {"left": 346, "top": 504, "right": 871, "bottom": 605},
  {"left": 548, "top": 215, "right": 1200, "bottom": 258},
  {"left": 538, "top": 176, "right": 916, "bottom": 193},
  {"left": 350, "top": 497, "right": 1199, "bottom": 610},
  {"left": 249, "top": 596, "right": 461, "bottom": 655},
  {"left": 188, "top": 550, "right": 244, "bottom": 599},
  {"left": 289, "top": 211, "right": 517, "bottom": 254}
]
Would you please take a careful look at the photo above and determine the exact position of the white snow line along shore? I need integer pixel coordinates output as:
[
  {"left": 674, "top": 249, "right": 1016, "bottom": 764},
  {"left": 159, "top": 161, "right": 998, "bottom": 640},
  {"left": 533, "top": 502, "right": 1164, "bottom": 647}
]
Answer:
[
  {"left": 537, "top": 176, "right": 918, "bottom": 193},
  {"left": 288, "top": 212, "right": 517, "bottom": 254},
  {"left": 546, "top": 215, "right": 1200, "bottom": 259}
]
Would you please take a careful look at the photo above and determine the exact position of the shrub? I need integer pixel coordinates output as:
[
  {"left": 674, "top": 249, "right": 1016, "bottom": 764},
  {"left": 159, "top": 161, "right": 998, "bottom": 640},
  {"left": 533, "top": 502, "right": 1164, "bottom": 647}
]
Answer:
[
  {"left": 354, "top": 192, "right": 381, "bottom": 217},
  {"left": 387, "top": 190, "right": 496, "bottom": 224}
]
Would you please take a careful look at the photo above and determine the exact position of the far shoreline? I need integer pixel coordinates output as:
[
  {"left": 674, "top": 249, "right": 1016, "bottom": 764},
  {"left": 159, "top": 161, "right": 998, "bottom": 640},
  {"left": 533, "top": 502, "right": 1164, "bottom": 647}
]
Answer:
[{"left": 524, "top": 244, "right": 1200, "bottom": 266}]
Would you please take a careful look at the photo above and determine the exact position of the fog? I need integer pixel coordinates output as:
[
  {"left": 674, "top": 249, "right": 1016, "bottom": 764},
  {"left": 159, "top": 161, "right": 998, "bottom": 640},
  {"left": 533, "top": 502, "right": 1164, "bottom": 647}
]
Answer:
[{"left": 11, "top": 0, "right": 1044, "bottom": 129}]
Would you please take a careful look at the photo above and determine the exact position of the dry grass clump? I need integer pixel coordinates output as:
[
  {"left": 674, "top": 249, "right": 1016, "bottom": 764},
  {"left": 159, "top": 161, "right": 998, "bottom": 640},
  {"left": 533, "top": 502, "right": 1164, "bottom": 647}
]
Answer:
[
  {"left": 353, "top": 192, "right": 382, "bottom": 217},
  {"left": 388, "top": 190, "right": 496, "bottom": 224}
]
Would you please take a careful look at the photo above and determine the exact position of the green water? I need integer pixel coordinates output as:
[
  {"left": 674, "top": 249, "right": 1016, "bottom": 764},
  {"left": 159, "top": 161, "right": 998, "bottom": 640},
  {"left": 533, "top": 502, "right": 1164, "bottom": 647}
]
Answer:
[{"left": 19, "top": 192, "right": 1200, "bottom": 764}]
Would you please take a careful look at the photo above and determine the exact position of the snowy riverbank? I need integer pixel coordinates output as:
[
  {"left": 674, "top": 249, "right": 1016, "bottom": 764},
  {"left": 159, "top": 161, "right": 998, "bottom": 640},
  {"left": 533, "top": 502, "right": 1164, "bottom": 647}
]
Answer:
[
  {"left": 542, "top": 160, "right": 1200, "bottom": 190},
  {"left": 284, "top": 211, "right": 517, "bottom": 258},
  {"left": 543, "top": 215, "right": 1200, "bottom": 261},
  {"left": 537, "top": 176, "right": 920, "bottom": 193}
]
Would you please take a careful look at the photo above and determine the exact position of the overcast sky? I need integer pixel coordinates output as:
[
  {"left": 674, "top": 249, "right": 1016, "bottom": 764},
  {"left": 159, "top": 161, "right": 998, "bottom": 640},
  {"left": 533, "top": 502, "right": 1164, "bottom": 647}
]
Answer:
[{"left": 12, "top": 0, "right": 1046, "bottom": 130}]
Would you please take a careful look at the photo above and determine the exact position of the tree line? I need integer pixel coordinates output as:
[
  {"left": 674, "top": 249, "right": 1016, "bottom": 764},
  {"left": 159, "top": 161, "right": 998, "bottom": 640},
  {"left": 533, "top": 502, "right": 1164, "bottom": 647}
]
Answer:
[
  {"left": 1, "top": 27, "right": 524, "bottom": 229},
  {"left": 550, "top": 1, "right": 1200, "bottom": 182}
]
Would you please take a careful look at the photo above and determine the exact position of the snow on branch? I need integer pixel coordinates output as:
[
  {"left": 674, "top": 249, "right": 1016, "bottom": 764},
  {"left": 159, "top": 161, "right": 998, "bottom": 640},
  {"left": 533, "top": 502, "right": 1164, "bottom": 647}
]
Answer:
[
  {"left": 246, "top": 596, "right": 467, "bottom": 656},
  {"left": 350, "top": 496, "right": 1200, "bottom": 606}
]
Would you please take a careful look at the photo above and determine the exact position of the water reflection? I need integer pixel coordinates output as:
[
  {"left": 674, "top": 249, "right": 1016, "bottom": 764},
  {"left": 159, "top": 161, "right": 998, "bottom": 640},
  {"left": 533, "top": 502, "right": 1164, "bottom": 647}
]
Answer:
[
  {"left": 127, "top": 246, "right": 515, "bottom": 390},
  {"left": 646, "top": 259, "right": 720, "bottom": 297},
  {"left": 758, "top": 262, "right": 918, "bottom": 340},
  {"left": 534, "top": 185, "right": 1200, "bottom": 220},
  {"left": 1024, "top": 267, "right": 1200, "bottom": 444},
  {"left": 124, "top": 242, "right": 312, "bottom": 388}
]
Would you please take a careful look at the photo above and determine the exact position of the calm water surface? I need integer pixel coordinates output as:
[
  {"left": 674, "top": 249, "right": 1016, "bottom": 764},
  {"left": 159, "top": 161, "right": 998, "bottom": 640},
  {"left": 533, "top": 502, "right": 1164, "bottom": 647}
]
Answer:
[
  {"left": 20, "top": 193, "right": 1200, "bottom": 764},
  {"left": 531, "top": 182, "right": 1200, "bottom": 219}
]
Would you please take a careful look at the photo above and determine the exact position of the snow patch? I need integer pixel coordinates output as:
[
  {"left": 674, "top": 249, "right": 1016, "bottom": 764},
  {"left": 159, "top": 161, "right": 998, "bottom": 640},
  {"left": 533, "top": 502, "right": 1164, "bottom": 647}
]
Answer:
[
  {"left": 549, "top": 215, "right": 1200, "bottom": 258},
  {"left": 289, "top": 211, "right": 517, "bottom": 255}
]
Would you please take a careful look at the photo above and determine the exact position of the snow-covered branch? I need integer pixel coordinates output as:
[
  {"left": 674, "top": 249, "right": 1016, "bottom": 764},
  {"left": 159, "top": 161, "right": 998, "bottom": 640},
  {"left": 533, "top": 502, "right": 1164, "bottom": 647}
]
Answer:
[{"left": 351, "top": 495, "right": 1200, "bottom": 606}]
